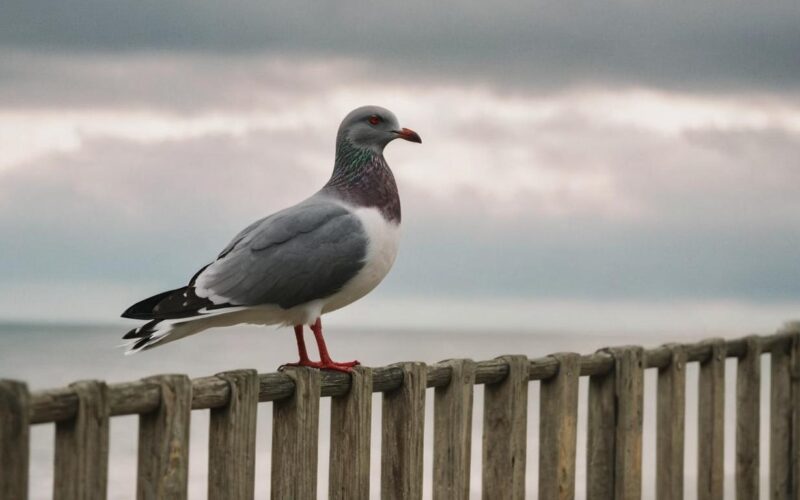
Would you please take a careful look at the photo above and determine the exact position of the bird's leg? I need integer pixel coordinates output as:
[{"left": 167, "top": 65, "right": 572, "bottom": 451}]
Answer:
[
  {"left": 280, "top": 324, "right": 322, "bottom": 369},
  {"left": 310, "top": 318, "right": 360, "bottom": 372},
  {"left": 293, "top": 324, "right": 313, "bottom": 364},
  {"left": 281, "top": 320, "right": 360, "bottom": 372}
]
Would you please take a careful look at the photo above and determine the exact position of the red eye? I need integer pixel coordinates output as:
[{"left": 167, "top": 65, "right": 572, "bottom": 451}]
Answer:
[{"left": 368, "top": 115, "right": 381, "bottom": 125}]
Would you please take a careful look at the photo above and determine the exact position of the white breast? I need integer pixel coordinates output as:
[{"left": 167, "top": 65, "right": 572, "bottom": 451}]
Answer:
[{"left": 322, "top": 206, "right": 401, "bottom": 315}]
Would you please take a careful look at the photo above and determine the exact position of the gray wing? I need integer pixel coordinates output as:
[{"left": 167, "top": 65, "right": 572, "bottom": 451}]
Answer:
[{"left": 194, "top": 199, "right": 368, "bottom": 309}]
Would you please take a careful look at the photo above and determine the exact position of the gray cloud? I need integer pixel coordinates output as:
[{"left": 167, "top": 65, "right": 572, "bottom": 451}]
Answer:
[
  {"left": 2, "top": 3, "right": 799, "bottom": 325},
  {"left": 2, "top": 117, "right": 798, "bottom": 306},
  {"left": 0, "top": 131, "right": 326, "bottom": 285},
  {"left": 0, "top": 51, "right": 362, "bottom": 111},
  {"left": 2, "top": 1, "right": 799, "bottom": 94},
  {"left": 390, "top": 117, "right": 800, "bottom": 302}
]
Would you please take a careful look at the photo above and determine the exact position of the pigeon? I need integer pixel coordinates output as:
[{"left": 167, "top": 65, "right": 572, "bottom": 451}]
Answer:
[{"left": 121, "top": 105, "right": 421, "bottom": 372}]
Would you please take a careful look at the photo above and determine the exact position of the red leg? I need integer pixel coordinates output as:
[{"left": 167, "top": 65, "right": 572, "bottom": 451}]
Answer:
[
  {"left": 310, "top": 318, "right": 360, "bottom": 372},
  {"left": 281, "top": 324, "right": 322, "bottom": 369},
  {"left": 293, "top": 325, "right": 312, "bottom": 363}
]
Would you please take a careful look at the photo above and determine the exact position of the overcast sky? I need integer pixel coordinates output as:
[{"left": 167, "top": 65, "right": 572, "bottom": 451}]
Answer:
[{"left": 1, "top": 1, "right": 798, "bottom": 333}]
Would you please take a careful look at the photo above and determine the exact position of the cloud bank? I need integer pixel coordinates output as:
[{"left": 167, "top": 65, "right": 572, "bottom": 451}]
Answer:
[
  {"left": 2, "top": 1, "right": 799, "bottom": 94},
  {"left": 1, "top": 3, "right": 798, "bottom": 329}
]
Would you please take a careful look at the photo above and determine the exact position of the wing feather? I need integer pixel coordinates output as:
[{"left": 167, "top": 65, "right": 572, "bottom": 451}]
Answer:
[{"left": 194, "top": 199, "right": 368, "bottom": 309}]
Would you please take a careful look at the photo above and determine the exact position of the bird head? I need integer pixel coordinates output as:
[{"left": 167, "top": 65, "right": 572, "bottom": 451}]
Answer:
[{"left": 337, "top": 105, "right": 421, "bottom": 153}]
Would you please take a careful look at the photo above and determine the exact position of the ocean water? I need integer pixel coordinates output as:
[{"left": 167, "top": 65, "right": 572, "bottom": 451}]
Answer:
[{"left": 0, "top": 322, "right": 776, "bottom": 499}]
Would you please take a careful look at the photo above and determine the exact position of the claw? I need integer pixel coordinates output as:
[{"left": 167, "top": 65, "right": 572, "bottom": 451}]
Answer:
[
  {"left": 285, "top": 319, "right": 360, "bottom": 373},
  {"left": 281, "top": 359, "right": 360, "bottom": 373}
]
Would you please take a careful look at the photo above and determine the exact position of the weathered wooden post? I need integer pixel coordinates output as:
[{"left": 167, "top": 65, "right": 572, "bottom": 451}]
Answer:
[
  {"left": 587, "top": 346, "right": 644, "bottom": 500},
  {"left": 697, "top": 338, "right": 725, "bottom": 500},
  {"left": 656, "top": 344, "right": 686, "bottom": 500},
  {"left": 381, "top": 362, "right": 427, "bottom": 500},
  {"left": 136, "top": 374, "right": 193, "bottom": 500},
  {"left": 53, "top": 380, "right": 110, "bottom": 500},
  {"left": 770, "top": 335, "right": 793, "bottom": 500},
  {"left": 736, "top": 336, "right": 761, "bottom": 499},
  {"left": 433, "top": 359, "right": 476, "bottom": 500},
  {"left": 482, "top": 355, "right": 529, "bottom": 500},
  {"left": 271, "top": 367, "right": 321, "bottom": 500},
  {"left": 539, "top": 353, "right": 580, "bottom": 500},
  {"left": 329, "top": 366, "right": 373, "bottom": 500},
  {"left": 208, "top": 369, "right": 259, "bottom": 500},
  {"left": 587, "top": 350, "right": 615, "bottom": 500},
  {"left": 0, "top": 379, "right": 29, "bottom": 500}
]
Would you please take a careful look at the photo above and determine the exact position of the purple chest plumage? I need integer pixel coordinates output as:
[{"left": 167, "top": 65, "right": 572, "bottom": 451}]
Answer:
[{"left": 323, "top": 145, "right": 401, "bottom": 223}]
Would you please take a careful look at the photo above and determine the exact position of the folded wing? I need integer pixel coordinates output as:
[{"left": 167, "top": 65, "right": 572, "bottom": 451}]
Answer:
[
  {"left": 123, "top": 199, "right": 369, "bottom": 320},
  {"left": 197, "top": 200, "right": 369, "bottom": 308}
]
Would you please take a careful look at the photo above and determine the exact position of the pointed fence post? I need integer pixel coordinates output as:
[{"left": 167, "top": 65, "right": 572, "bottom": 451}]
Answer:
[
  {"left": 54, "top": 380, "right": 110, "bottom": 500},
  {"left": 433, "top": 359, "right": 476, "bottom": 500},
  {"left": 0, "top": 380, "right": 29, "bottom": 500}
]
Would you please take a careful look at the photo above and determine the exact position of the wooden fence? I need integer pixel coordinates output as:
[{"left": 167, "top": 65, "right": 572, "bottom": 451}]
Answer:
[{"left": 2, "top": 323, "right": 800, "bottom": 499}]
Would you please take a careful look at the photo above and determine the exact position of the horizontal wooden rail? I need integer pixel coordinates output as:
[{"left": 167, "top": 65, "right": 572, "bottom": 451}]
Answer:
[
  {"left": 3, "top": 321, "right": 800, "bottom": 500},
  {"left": 25, "top": 326, "right": 800, "bottom": 425}
]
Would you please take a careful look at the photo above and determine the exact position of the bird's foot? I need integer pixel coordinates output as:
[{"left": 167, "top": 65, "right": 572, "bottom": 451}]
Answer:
[
  {"left": 318, "top": 359, "right": 360, "bottom": 373},
  {"left": 280, "top": 359, "right": 360, "bottom": 373}
]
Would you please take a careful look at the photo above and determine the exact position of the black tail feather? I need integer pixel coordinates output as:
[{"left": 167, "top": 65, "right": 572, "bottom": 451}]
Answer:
[
  {"left": 132, "top": 336, "right": 153, "bottom": 351},
  {"left": 121, "top": 289, "right": 182, "bottom": 319},
  {"left": 122, "top": 285, "right": 228, "bottom": 321},
  {"left": 122, "top": 319, "right": 161, "bottom": 339}
]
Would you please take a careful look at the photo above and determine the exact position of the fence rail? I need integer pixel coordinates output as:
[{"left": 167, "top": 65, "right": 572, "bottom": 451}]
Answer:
[{"left": 2, "top": 322, "right": 800, "bottom": 499}]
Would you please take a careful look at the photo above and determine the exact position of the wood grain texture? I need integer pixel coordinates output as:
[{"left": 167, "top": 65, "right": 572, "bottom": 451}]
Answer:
[
  {"left": 770, "top": 338, "right": 792, "bottom": 500},
  {"left": 108, "top": 381, "right": 160, "bottom": 416},
  {"left": 611, "top": 346, "right": 645, "bottom": 500},
  {"left": 271, "top": 367, "right": 320, "bottom": 500},
  {"left": 433, "top": 359, "right": 476, "bottom": 500},
  {"left": 381, "top": 362, "right": 427, "bottom": 500},
  {"left": 587, "top": 347, "right": 645, "bottom": 500},
  {"left": 539, "top": 353, "right": 580, "bottom": 500},
  {"left": 136, "top": 374, "right": 192, "bottom": 500},
  {"left": 0, "top": 380, "right": 29, "bottom": 500},
  {"left": 27, "top": 332, "right": 798, "bottom": 425},
  {"left": 482, "top": 355, "right": 528, "bottom": 500},
  {"left": 791, "top": 331, "right": 800, "bottom": 500},
  {"left": 581, "top": 352, "right": 615, "bottom": 377},
  {"left": 587, "top": 357, "right": 616, "bottom": 500},
  {"left": 329, "top": 366, "right": 373, "bottom": 500},
  {"left": 7, "top": 329, "right": 800, "bottom": 499},
  {"left": 656, "top": 345, "right": 686, "bottom": 500},
  {"left": 25, "top": 355, "right": 580, "bottom": 422},
  {"left": 54, "top": 380, "right": 110, "bottom": 500},
  {"left": 208, "top": 370, "right": 258, "bottom": 500},
  {"left": 697, "top": 339, "right": 725, "bottom": 500},
  {"left": 736, "top": 336, "right": 761, "bottom": 499}
]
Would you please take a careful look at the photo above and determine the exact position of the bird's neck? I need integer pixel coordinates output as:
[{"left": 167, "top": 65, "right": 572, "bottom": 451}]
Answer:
[
  {"left": 330, "top": 137, "right": 383, "bottom": 184},
  {"left": 324, "top": 138, "right": 401, "bottom": 223}
]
